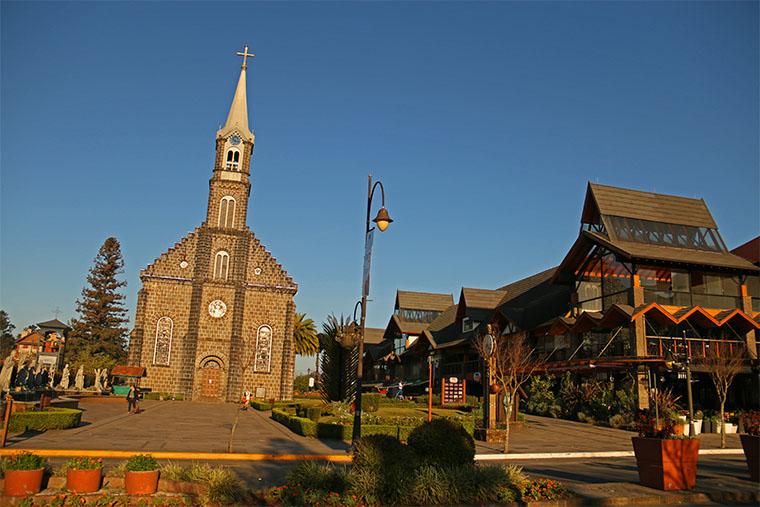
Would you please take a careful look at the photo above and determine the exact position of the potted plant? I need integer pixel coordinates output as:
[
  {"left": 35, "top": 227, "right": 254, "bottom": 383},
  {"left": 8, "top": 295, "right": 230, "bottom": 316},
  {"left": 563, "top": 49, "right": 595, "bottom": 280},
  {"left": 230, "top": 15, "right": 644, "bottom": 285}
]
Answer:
[
  {"left": 631, "top": 410, "right": 700, "bottom": 491},
  {"left": 723, "top": 413, "right": 738, "bottom": 434},
  {"left": 2, "top": 452, "right": 48, "bottom": 497},
  {"left": 124, "top": 454, "right": 159, "bottom": 494},
  {"left": 691, "top": 410, "right": 703, "bottom": 435},
  {"left": 739, "top": 411, "right": 760, "bottom": 482},
  {"left": 65, "top": 456, "right": 102, "bottom": 493}
]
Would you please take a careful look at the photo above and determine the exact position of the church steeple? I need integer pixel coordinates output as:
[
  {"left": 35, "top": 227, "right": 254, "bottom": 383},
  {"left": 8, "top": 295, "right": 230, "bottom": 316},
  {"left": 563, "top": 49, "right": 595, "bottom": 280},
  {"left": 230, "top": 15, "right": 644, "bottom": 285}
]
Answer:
[
  {"left": 207, "top": 46, "right": 257, "bottom": 230},
  {"left": 216, "top": 45, "right": 255, "bottom": 143}
]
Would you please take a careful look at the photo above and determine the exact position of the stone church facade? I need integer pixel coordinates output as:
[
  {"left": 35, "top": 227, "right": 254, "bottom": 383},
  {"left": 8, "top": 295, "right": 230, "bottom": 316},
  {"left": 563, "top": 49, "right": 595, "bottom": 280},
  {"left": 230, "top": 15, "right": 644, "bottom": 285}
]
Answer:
[{"left": 127, "top": 50, "right": 297, "bottom": 402}]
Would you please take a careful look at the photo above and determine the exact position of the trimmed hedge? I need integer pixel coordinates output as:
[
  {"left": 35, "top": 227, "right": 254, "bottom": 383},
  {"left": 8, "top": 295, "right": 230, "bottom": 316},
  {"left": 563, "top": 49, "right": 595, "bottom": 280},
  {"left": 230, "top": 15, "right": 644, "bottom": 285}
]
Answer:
[
  {"left": 251, "top": 399, "right": 273, "bottom": 411},
  {"left": 271, "top": 409, "right": 317, "bottom": 436},
  {"left": 362, "top": 394, "right": 382, "bottom": 412},
  {"left": 9, "top": 408, "right": 82, "bottom": 433}
]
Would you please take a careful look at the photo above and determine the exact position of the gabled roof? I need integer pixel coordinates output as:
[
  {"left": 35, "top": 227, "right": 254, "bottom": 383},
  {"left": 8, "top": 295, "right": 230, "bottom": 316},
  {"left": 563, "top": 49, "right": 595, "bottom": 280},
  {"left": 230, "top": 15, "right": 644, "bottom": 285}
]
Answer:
[
  {"left": 36, "top": 319, "right": 70, "bottom": 330},
  {"left": 583, "top": 182, "right": 717, "bottom": 228},
  {"left": 421, "top": 304, "right": 459, "bottom": 347},
  {"left": 386, "top": 315, "right": 428, "bottom": 336},
  {"left": 363, "top": 328, "right": 385, "bottom": 345},
  {"left": 732, "top": 236, "right": 760, "bottom": 266},
  {"left": 555, "top": 230, "right": 758, "bottom": 284},
  {"left": 16, "top": 332, "right": 43, "bottom": 345},
  {"left": 460, "top": 288, "right": 507, "bottom": 310},
  {"left": 585, "top": 231, "right": 758, "bottom": 271},
  {"left": 395, "top": 291, "right": 453, "bottom": 312},
  {"left": 497, "top": 267, "right": 557, "bottom": 306}
]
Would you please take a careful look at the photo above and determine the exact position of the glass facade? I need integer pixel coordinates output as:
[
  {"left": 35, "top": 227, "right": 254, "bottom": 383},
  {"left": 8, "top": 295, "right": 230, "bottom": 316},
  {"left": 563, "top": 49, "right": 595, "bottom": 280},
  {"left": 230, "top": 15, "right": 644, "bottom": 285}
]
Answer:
[
  {"left": 606, "top": 215, "right": 726, "bottom": 252},
  {"left": 639, "top": 265, "right": 741, "bottom": 308},
  {"left": 575, "top": 251, "right": 632, "bottom": 311}
]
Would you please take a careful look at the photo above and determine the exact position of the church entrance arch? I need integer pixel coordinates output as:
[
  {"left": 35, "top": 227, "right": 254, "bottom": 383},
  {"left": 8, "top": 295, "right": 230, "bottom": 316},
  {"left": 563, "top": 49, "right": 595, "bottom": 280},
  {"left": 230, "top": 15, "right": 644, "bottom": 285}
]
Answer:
[{"left": 199, "top": 356, "right": 224, "bottom": 399}]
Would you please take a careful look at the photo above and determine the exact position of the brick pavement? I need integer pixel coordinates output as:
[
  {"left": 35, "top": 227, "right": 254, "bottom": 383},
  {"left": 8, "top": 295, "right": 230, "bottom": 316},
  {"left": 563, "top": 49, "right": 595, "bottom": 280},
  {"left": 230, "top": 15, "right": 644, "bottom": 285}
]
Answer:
[{"left": 7, "top": 399, "right": 348, "bottom": 455}]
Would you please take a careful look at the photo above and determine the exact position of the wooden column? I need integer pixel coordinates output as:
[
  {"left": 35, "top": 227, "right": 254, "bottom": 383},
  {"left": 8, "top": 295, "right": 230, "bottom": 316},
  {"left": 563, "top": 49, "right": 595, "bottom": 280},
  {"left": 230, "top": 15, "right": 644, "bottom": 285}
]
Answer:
[
  {"left": 741, "top": 285, "right": 757, "bottom": 360},
  {"left": 632, "top": 274, "right": 650, "bottom": 410}
]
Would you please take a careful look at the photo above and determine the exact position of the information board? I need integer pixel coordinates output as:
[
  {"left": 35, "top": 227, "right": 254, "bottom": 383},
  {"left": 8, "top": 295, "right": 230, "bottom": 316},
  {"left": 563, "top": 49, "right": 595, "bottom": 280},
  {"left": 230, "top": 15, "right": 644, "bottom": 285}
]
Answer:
[{"left": 441, "top": 377, "right": 466, "bottom": 406}]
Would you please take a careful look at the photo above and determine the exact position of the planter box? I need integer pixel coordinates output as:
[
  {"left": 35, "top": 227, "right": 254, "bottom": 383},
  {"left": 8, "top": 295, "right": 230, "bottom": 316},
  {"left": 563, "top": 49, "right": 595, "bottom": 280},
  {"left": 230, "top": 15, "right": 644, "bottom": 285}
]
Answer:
[
  {"left": 67, "top": 468, "right": 102, "bottom": 493},
  {"left": 3, "top": 468, "right": 45, "bottom": 497},
  {"left": 723, "top": 422, "right": 737, "bottom": 434},
  {"left": 740, "top": 434, "right": 760, "bottom": 482},
  {"left": 125, "top": 470, "right": 160, "bottom": 495},
  {"left": 632, "top": 437, "right": 700, "bottom": 491}
]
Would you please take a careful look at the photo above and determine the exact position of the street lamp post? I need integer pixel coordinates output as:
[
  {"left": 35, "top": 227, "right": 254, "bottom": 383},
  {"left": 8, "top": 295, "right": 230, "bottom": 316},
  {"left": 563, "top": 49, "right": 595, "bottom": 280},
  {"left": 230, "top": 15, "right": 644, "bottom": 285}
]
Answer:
[
  {"left": 352, "top": 174, "right": 393, "bottom": 444},
  {"left": 681, "top": 331, "right": 695, "bottom": 437}
]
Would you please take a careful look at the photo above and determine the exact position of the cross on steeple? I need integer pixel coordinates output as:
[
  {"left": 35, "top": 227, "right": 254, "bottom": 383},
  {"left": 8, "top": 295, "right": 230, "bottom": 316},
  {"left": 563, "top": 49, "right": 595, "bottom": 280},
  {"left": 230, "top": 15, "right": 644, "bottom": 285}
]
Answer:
[
  {"left": 53, "top": 306, "right": 62, "bottom": 319},
  {"left": 236, "top": 45, "right": 255, "bottom": 70}
]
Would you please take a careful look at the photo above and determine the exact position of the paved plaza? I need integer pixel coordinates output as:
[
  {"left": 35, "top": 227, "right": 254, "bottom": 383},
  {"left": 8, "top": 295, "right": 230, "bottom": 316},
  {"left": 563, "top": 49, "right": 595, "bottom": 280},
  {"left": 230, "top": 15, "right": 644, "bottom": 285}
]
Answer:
[
  {"left": 8, "top": 399, "right": 348, "bottom": 455},
  {"left": 7, "top": 399, "right": 742, "bottom": 455},
  {"left": 4, "top": 399, "right": 757, "bottom": 501}
]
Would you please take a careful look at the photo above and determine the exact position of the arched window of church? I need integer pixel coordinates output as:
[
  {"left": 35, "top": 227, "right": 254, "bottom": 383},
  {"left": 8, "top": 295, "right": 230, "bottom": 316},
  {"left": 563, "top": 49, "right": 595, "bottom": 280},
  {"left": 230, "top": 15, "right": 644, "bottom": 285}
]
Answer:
[
  {"left": 153, "top": 316, "right": 173, "bottom": 366},
  {"left": 213, "top": 251, "right": 230, "bottom": 280},
  {"left": 225, "top": 149, "right": 240, "bottom": 170},
  {"left": 218, "top": 196, "right": 236, "bottom": 228},
  {"left": 254, "top": 325, "right": 273, "bottom": 373}
]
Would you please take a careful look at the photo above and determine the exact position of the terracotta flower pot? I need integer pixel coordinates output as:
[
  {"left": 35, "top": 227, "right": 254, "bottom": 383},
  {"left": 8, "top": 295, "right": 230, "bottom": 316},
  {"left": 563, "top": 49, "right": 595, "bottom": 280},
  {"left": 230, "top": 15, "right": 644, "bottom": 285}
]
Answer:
[
  {"left": 740, "top": 434, "right": 760, "bottom": 482},
  {"left": 66, "top": 467, "right": 102, "bottom": 493},
  {"left": 632, "top": 437, "right": 700, "bottom": 491},
  {"left": 3, "top": 468, "right": 45, "bottom": 497},
  {"left": 124, "top": 470, "right": 160, "bottom": 495}
]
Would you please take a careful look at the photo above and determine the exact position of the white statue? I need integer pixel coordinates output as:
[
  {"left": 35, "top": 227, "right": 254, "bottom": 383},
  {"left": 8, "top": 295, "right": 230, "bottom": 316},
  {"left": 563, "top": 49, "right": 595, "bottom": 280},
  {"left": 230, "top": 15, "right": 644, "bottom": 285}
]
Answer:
[
  {"left": 100, "top": 369, "right": 109, "bottom": 390},
  {"left": 74, "top": 365, "right": 85, "bottom": 390},
  {"left": 0, "top": 354, "right": 15, "bottom": 394},
  {"left": 94, "top": 368, "right": 103, "bottom": 391},
  {"left": 58, "top": 364, "right": 70, "bottom": 390}
]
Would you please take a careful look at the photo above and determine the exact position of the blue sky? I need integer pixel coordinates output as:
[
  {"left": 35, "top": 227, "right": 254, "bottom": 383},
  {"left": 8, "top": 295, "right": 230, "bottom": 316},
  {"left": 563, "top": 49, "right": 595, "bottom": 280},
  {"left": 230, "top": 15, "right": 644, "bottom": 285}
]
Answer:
[{"left": 1, "top": 2, "right": 758, "bottom": 374}]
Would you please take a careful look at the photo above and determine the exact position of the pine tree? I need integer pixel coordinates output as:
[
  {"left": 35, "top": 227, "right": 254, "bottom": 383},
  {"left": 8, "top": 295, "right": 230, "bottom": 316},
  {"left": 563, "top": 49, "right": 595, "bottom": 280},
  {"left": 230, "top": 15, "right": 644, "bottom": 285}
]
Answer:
[
  {"left": 68, "top": 237, "right": 129, "bottom": 369},
  {"left": 0, "top": 310, "right": 15, "bottom": 357}
]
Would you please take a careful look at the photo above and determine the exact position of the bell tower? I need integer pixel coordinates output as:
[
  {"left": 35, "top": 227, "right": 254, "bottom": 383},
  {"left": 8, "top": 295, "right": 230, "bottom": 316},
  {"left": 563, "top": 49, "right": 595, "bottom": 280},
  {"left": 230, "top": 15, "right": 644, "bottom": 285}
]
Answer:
[{"left": 206, "top": 46, "right": 256, "bottom": 230}]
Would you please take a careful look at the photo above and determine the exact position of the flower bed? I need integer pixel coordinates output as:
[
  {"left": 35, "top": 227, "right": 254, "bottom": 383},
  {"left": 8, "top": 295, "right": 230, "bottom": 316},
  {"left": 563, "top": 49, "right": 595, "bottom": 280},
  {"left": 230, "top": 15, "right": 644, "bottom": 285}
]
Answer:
[{"left": 9, "top": 407, "right": 82, "bottom": 433}]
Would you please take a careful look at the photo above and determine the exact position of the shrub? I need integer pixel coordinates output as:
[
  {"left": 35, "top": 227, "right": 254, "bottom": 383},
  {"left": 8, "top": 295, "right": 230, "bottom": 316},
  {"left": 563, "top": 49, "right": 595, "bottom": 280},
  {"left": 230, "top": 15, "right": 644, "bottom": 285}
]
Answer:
[
  {"left": 349, "top": 435, "right": 418, "bottom": 505},
  {"left": 740, "top": 411, "right": 760, "bottom": 436},
  {"left": 9, "top": 408, "right": 82, "bottom": 433},
  {"left": 251, "top": 399, "right": 273, "bottom": 410},
  {"left": 609, "top": 413, "right": 629, "bottom": 429},
  {"left": 362, "top": 393, "right": 382, "bottom": 413},
  {"left": 526, "top": 375, "right": 557, "bottom": 416},
  {"left": 271, "top": 409, "right": 317, "bottom": 436},
  {"left": 306, "top": 406, "right": 322, "bottom": 422},
  {"left": 125, "top": 454, "right": 158, "bottom": 472},
  {"left": 316, "top": 422, "right": 353, "bottom": 440},
  {"left": 66, "top": 457, "right": 102, "bottom": 470},
  {"left": 407, "top": 418, "right": 475, "bottom": 466},
  {"left": 287, "top": 461, "right": 348, "bottom": 494},
  {"left": 3, "top": 452, "right": 48, "bottom": 471},
  {"left": 160, "top": 462, "right": 188, "bottom": 481},
  {"left": 409, "top": 465, "right": 449, "bottom": 505}
]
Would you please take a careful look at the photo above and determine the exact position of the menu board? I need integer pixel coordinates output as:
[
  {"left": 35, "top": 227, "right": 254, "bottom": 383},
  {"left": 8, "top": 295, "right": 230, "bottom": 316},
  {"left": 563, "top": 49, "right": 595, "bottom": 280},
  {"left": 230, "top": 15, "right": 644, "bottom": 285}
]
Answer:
[{"left": 442, "top": 377, "right": 466, "bottom": 405}]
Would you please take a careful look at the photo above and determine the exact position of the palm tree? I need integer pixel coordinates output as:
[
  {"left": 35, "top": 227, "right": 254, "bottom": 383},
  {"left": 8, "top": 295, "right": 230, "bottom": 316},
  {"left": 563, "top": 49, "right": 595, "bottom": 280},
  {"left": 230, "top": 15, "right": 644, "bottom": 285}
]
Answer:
[{"left": 293, "top": 313, "right": 319, "bottom": 356}]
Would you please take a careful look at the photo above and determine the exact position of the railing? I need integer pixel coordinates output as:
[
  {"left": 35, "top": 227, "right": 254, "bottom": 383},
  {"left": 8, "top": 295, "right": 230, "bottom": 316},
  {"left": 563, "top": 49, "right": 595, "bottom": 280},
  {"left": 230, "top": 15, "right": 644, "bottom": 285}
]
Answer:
[
  {"left": 643, "top": 289, "right": 740, "bottom": 309},
  {"left": 645, "top": 336, "right": 745, "bottom": 359}
]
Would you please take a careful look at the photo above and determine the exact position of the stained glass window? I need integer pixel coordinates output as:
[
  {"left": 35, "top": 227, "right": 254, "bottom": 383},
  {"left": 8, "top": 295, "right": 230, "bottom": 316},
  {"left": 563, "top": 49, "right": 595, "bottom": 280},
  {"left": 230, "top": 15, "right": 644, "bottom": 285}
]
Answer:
[{"left": 153, "top": 316, "right": 173, "bottom": 366}]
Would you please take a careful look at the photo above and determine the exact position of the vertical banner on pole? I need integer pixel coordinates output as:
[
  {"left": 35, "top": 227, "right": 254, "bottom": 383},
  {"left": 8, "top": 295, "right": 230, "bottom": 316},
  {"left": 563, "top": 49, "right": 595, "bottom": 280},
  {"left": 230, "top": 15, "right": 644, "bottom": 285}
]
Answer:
[{"left": 362, "top": 230, "right": 374, "bottom": 296}]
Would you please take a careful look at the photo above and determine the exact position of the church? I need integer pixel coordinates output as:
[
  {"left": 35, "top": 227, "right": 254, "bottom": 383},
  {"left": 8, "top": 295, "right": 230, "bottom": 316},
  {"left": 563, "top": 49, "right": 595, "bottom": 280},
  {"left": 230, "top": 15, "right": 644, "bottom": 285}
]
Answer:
[{"left": 127, "top": 47, "right": 297, "bottom": 402}]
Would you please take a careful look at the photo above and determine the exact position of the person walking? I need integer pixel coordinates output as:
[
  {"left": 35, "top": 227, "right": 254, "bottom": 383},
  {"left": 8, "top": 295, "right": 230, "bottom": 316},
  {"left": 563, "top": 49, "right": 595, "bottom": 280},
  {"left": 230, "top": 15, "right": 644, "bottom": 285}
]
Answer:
[
  {"left": 126, "top": 384, "right": 136, "bottom": 414},
  {"left": 241, "top": 389, "right": 252, "bottom": 410},
  {"left": 132, "top": 385, "right": 142, "bottom": 414}
]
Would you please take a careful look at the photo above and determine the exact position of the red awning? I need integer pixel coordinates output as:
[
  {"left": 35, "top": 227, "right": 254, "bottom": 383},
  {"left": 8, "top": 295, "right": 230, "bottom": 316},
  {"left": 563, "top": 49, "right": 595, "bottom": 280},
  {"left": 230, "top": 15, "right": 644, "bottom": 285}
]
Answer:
[{"left": 111, "top": 365, "right": 146, "bottom": 377}]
